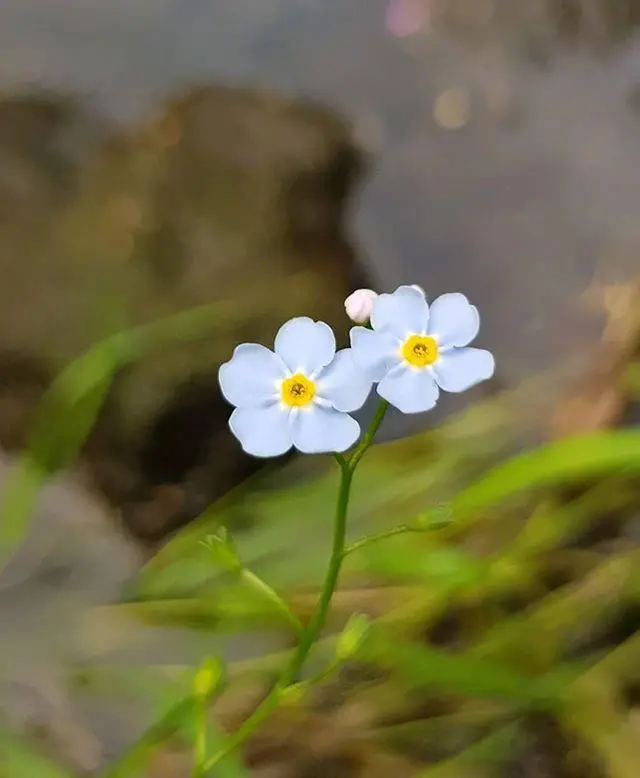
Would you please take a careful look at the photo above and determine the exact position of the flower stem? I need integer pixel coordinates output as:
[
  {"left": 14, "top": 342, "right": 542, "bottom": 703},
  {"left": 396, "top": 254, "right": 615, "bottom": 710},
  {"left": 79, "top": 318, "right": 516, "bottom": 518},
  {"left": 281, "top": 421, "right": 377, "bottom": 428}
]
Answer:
[
  {"left": 203, "top": 399, "right": 389, "bottom": 772},
  {"left": 282, "top": 454, "right": 353, "bottom": 680},
  {"left": 343, "top": 504, "right": 452, "bottom": 557},
  {"left": 192, "top": 698, "right": 207, "bottom": 778},
  {"left": 347, "top": 399, "right": 388, "bottom": 472},
  {"left": 343, "top": 524, "right": 423, "bottom": 556}
]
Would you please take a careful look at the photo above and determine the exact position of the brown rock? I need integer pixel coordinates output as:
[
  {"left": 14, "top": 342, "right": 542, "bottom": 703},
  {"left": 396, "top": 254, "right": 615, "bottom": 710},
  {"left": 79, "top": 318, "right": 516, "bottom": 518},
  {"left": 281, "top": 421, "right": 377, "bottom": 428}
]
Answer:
[{"left": 0, "top": 85, "right": 370, "bottom": 539}]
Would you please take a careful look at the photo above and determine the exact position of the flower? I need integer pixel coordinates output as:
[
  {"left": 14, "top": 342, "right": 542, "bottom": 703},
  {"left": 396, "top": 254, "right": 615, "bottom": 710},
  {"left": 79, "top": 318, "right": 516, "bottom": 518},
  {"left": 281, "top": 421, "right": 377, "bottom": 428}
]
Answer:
[
  {"left": 350, "top": 285, "right": 495, "bottom": 414},
  {"left": 344, "top": 288, "right": 378, "bottom": 324},
  {"left": 219, "top": 317, "right": 372, "bottom": 457}
]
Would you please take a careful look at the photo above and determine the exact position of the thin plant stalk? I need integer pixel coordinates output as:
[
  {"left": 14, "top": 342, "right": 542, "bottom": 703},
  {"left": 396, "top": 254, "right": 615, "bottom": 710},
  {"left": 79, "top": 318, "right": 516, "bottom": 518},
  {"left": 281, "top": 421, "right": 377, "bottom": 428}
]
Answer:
[
  {"left": 203, "top": 400, "right": 389, "bottom": 771},
  {"left": 192, "top": 695, "right": 207, "bottom": 778}
]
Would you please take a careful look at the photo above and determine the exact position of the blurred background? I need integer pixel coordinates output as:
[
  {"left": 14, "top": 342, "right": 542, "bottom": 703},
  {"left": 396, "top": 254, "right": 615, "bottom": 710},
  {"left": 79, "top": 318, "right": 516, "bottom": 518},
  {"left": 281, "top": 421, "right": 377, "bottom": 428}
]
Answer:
[{"left": 0, "top": 1, "right": 639, "bottom": 776}]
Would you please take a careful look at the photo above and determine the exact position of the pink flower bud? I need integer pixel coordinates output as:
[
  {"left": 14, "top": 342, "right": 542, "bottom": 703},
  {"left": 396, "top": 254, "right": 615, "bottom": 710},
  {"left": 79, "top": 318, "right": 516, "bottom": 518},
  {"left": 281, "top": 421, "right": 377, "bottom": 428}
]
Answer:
[{"left": 345, "top": 288, "right": 378, "bottom": 324}]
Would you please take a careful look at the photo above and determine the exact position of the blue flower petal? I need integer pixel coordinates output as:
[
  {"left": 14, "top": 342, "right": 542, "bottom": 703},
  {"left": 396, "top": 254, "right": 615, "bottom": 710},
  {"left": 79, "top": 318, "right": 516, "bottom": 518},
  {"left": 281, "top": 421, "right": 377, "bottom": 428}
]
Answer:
[
  {"left": 350, "top": 326, "right": 401, "bottom": 382},
  {"left": 428, "top": 293, "right": 480, "bottom": 348},
  {"left": 274, "top": 317, "right": 336, "bottom": 374},
  {"left": 290, "top": 406, "right": 360, "bottom": 454},
  {"left": 316, "top": 349, "right": 373, "bottom": 412},
  {"left": 370, "top": 285, "right": 429, "bottom": 338},
  {"left": 229, "top": 404, "right": 293, "bottom": 458},
  {"left": 377, "top": 364, "right": 439, "bottom": 414},
  {"left": 219, "top": 344, "right": 287, "bottom": 408},
  {"left": 432, "top": 348, "right": 495, "bottom": 393}
]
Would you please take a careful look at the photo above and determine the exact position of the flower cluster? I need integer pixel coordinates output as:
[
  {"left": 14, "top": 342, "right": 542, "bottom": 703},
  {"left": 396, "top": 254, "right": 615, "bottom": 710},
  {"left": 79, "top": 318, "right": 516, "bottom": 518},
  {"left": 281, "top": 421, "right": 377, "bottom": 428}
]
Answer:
[{"left": 219, "top": 285, "right": 495, "bottom": 457}]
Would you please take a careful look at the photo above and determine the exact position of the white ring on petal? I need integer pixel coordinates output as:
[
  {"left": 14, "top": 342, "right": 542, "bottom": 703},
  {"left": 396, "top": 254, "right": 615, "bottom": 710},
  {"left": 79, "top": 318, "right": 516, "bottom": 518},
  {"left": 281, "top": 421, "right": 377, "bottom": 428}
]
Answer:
[
  {"left": 290, "top": 405, "right": 360, "bottom": 454},
  {"left": 350, "top": 326, "right": 401, "bottom": 382},
  {"left": 428, "top": 293, "right": 480, "bottom": 349},
  {"left": 432, "top": 347, "right": 495, "bottom": 393},
  {"left": 219, "top": 343, "right": 287, "bottom": 408},
  {"left": 274, "top": 317, "right": 336, "bottom": 374},
  {"left": 229, "top": 404, "right": 293, "bottom": 458},
  {"left": 370, "top": 286, "right": 429, "bottom": 338},
  {"left": 315, "top": 349, "right": 373, "bottom": 412},
  {"left": 377, "top": 364, "right": 440, "bottom": 414}
]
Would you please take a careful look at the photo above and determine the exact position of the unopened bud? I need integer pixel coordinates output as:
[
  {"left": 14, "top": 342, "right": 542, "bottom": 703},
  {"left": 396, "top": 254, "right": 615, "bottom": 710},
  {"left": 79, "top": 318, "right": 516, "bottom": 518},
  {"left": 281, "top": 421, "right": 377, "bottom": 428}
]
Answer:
[
  {"left": 413, "top": 502, "right": 452, "bottom": 530},
  {"left": 279, "top": 681, "right": 307, "bottom": 707},
  {"left": 336, "top": 614, "right": 371, "bottom": 662},
  {"left": 345, "top": 289, "right": 378, "bottom": 324},
  {"left": 199, "top": 528, "right": 241, "bottom": 572},
  {"left": 194, "top": 657, "right": 223, "bottom": 700}
]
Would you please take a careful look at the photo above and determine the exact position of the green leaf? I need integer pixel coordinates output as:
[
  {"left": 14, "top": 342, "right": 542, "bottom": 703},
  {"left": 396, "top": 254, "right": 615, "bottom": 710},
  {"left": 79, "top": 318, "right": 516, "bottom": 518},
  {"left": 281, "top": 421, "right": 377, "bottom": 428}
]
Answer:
[
  {"left": 29, "top": 337, "right": 124, "bottom": 472},
  {"left": 364, "top": 538, "right": 483, "bottom": 590},
  {"left": 445, "top": 430, "right": 640, "bottom": 532},
  {"left": 0, "top": 340, "right": 122, "bottom": 557},
  {"left": 0, "top": 300, "right": 228, "bottom": 565},
  {"left": 104, "top": 594, "right": 293, "bottom": 632},
  {"left": 363, "top": 627, "right": 565, "bottom": 705}
]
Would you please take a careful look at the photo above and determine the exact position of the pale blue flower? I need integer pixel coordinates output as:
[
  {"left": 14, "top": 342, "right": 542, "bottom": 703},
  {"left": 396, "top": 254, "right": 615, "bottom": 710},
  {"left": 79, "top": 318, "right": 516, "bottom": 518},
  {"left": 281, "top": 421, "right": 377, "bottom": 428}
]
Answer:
[
  {"left": 350, "top": 286, "right": 495, "bottom": 414},
  {"left": 219, "top": 317, "right": 372, "bottom": 457}
]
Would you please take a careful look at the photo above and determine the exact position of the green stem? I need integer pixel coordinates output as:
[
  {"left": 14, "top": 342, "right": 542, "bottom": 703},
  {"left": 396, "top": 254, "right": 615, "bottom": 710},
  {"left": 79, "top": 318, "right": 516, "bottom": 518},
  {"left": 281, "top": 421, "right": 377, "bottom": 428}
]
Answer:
[
  {"left": 203, "top": 399, "right": 388, "bottom": 772},
  {"left": 240, "top": 569, "right": 304, "bottom": 635},
  {"left": 102, "top": 698, "right": 195, "bottom": 777},
  {"left": 192, "top": 698, "right": 207, "bottom": 778},
  {"left": 282, "top": 454, "right": 353, "bottom": 678},
  {"left": 343, "top": 524, "right": 422, "bottom": 556},
  {"left": 348, "top": 399, "right": 389, "bottom": 471}
]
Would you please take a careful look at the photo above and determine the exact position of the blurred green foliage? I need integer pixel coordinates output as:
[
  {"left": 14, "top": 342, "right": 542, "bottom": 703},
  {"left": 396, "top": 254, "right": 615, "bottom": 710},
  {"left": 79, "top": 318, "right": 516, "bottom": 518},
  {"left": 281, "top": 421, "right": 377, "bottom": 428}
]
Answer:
[{"left": 1, "top": 309, "right": 639, "bottom": 776}]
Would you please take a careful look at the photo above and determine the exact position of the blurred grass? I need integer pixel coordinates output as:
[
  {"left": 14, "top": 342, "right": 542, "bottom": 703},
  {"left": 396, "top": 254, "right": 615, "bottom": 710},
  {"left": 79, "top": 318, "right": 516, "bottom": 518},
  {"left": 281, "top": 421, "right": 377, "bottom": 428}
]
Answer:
[
  {"left": 81, "top": 665, "right": 250, "bottom": 778},
  {"left": 0, "top": 300, "right": 234, "bottom": 561},
  {"left": 132, "top": 428, "right": 640, "bottom": 605},
  {"left": 0, "top": 304, "right": 638, "bottom": 775}
]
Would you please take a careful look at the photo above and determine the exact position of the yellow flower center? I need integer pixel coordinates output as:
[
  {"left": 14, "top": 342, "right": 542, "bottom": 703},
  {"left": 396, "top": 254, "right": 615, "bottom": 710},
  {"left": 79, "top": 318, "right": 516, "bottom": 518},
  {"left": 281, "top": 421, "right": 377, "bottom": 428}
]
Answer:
[
  {"left": 281, "top": 373, "right": 316, "bottom": 408},
  {"left": 401, "top": 335, "right": 439, "bottom": 368}
]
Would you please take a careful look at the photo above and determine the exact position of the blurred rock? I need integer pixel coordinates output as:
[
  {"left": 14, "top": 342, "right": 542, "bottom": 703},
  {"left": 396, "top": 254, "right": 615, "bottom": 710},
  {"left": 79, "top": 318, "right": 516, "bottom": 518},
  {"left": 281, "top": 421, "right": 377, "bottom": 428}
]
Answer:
[
  {"left": 0, "top": 85, "right": 370, "bottom": 539},
  {"left": 0, "top": 449, "right": 140, "bottom": 772},
  {"left": 0, "top": 90, "right": 105, "bottom": 218}
]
